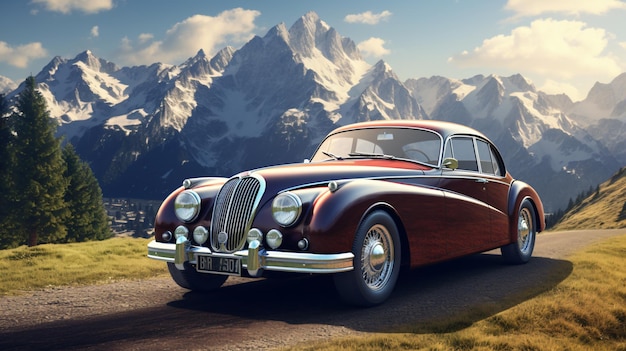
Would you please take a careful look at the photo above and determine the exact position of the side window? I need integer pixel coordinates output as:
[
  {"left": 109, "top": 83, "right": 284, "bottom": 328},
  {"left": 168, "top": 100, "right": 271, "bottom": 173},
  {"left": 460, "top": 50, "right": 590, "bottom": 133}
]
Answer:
[
  {"left": 476, "top": 139, "right": 494, "bottom": 174},
  {"left": 490, "top": 145, "right": 504, "bottom": 176},
  {"left": 450, "top": 137, "right": 478, "bottom": 171}
]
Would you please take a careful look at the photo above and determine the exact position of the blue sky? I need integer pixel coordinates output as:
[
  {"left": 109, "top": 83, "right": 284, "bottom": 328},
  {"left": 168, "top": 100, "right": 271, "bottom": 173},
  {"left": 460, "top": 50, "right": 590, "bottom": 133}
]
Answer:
[{"left": 1, "top": 0, "right": 625, "bottom": 101}]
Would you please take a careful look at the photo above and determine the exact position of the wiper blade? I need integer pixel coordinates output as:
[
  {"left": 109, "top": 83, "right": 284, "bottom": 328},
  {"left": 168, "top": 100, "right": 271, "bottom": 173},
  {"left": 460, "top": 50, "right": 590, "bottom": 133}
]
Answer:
[
  {"left": 348, "top": 152, "right": 397, "bottom": 160},
  {"left": 322, "top": 151, "right": 343, "bottom": 160}
]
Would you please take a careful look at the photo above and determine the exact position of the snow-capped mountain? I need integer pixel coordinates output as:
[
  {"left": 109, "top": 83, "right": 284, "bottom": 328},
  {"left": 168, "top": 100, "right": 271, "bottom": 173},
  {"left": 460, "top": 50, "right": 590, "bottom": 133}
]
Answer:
[
  {"left": 0, "top": 75, "right": 16, "bottom": 94},
  {"left": 5, "top": 12, "right": 625, "bottom": 212},
  {"left": 406, "top": 74, "right": 620, "bottom": 211},
  {"left": 567, "top": 73, "right": 626, "bottom": 164}
]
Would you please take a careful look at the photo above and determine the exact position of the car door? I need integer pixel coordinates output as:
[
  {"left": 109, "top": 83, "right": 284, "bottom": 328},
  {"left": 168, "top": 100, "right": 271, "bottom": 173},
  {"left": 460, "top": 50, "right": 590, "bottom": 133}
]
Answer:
[
  {"left": 474, "top": 138, "right": 510, "bottom": 243},
  {"left": 439, "top": 136, "right": 492, "bottom": 256}
]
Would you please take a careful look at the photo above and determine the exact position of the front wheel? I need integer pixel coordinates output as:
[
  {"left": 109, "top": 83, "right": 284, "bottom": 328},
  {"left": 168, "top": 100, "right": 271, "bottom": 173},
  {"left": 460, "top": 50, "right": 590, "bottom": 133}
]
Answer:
[
  {"left": 333, "top": 210, "right": 401, "bottom": 307},
  {"left": 167, "top": 262, "right": 228, "bottom": 292},
  {"left": 501, "top": 199, "right": 536, "bottom": 264}
]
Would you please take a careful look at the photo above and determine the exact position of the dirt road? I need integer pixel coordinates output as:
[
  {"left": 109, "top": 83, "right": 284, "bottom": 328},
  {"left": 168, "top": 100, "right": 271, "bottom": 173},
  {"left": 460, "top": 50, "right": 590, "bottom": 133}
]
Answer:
[{"left": 0, "top": 229, "right": 624, "bottom": 350}]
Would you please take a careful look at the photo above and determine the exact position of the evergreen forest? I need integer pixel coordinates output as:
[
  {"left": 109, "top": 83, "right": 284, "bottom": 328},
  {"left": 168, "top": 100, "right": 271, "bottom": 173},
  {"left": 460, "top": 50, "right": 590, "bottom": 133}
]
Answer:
[{"left": 0, "top": 76, "right": 111, "bottom": 249}]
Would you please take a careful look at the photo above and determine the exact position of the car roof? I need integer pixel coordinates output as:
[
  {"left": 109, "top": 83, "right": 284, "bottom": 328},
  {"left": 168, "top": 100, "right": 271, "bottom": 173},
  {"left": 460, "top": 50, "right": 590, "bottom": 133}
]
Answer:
[{"left": 329, "top": 120, "right": 490, "bottom": 142}]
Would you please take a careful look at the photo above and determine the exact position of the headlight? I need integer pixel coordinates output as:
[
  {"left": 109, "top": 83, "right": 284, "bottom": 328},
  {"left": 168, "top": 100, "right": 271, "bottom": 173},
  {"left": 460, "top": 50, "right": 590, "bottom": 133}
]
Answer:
[
  {"left": 174, "top": 190, "right": 201, "bottom": 222},
  {"left": 272, "top": 192, "right": 302, "bottom": 227},
  {"left": 193, "top": 226, "right": 209, "bottom": 245}
]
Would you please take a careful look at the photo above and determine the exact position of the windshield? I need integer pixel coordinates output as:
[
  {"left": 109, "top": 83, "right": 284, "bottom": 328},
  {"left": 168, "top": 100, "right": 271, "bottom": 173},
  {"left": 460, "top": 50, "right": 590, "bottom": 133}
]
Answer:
[{"left": 311, "top": 127, "right": 442, "bottom": 166}]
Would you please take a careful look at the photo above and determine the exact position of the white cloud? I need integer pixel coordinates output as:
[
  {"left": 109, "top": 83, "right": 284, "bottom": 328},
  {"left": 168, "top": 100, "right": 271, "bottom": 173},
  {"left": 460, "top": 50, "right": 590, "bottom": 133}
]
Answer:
[
  {"left": 344, "top": 10, "right": 392, "bottom": 25},
  {"left": 539, "top": 79, "right": 583, "bottom": 100},
  {"left": 448, "top": 19, "right": 623, "bottom": 81},
  {"left": 505, "top": 0, "right": 626, "bottom": 19},
  {"left": 31, "top": 0, "right": 114, "bottom": 14},
  {"left": 138, "top": 33, "right": 154, "bottom": 44},
  {"left": 0, "top": 41, "right": 48, "bottom": 68},
  {"left": 117, "top": 8, "right": 260, "bottom": 65},
  {"left": 357, "top": 37, "right": 390, "bottom": 58},
  {"left": 90, "top": 26, "right": 99, "bottom": 38}
]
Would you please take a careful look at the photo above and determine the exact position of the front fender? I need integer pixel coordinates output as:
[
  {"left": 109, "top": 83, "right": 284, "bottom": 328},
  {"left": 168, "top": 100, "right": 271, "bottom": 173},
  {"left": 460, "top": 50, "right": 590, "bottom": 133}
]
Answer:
[{"left": 304, "top": 179, "right": 445, "bottom": 255}]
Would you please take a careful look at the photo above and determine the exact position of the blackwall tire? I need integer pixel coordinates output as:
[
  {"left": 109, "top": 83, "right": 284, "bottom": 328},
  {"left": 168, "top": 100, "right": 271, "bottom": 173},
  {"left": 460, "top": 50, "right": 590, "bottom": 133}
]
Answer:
[
  {"left": 501, "top": 198, "right": 536, "bottom": 264},
  {"left": 167, "top": 262, "right": 228, "bottom": 292},
  {"left": 333, "top": 210, "right": 401, "bottom": 307}
]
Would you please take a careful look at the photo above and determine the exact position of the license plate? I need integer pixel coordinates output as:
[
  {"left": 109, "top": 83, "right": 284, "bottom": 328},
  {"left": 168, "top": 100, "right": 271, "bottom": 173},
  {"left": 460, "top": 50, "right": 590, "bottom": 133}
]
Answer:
[{"left": 196, "top": 255, "right": 241, "bottom": 276}]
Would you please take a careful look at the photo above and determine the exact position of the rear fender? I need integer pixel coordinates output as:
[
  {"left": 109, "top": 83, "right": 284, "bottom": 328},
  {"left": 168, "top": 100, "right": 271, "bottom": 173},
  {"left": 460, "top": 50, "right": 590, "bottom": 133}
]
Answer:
[{"left": 507, "top": 180, "right": 545, "bottom": 241}]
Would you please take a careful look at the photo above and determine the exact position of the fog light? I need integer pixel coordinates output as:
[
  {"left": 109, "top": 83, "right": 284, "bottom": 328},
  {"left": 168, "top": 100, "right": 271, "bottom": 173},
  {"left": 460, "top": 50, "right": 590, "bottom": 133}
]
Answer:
[
  {"left": 297, "top": 238, "right": 309, "bottom": 250},
  {"left": 174, "top": 226, "right": 189, "bottom": 239},
  {"left": 162, "top": 231, "right": 172, "bottom": 242},
  {"left": 193, "top": 226, "right": 209, "bottom": 245},
  {"left": 266, "top": 229, "right": 283, "bottom": 249},
  {"left": 247, "top": 228, "right": 263, "bottom": 244}
]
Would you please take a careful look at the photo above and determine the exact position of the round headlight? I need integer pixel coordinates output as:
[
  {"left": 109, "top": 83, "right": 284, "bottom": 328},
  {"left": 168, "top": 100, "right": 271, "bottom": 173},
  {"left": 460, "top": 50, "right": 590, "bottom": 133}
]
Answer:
[
  {"left": 174, "top": 225, "right": 189, "bottom": 239},
  {"left": 266, "top": 229, "right": 283, "bottom": 249},
  {"left": 175, "top": 190, "right": 201, "bottom": 222},
  {"left": 193, "top": 226, "right": 209, "bottom": 245},
  {"left": 272, "top": 192, "right": 302, "bottom": 227},
  {"left": 247, "top": 228, "right": 263, "bottom": 244}
]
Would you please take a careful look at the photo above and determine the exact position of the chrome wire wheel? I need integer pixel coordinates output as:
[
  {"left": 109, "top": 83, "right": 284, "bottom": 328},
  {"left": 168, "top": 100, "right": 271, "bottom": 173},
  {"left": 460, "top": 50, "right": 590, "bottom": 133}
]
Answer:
[
  {"left": 333, "top": 210, "right": 401, "bottom": 307},
  {"left": 501, "top": 198, "right": 536, "bottom": 264},
  {"left": 361, "top": 224, "right": 394, "bottom": 291},
  {"left": 517, "top": 206, "right": 534, "bottom": 256}
]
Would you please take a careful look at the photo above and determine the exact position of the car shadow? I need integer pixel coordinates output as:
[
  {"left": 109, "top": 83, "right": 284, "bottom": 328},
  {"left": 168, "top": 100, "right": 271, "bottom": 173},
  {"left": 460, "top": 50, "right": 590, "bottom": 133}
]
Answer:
[
  {"left": 167, "top": 253, "right": 573, "bottom": 333},
  {"left": 0, "top": 254, "right": 573, "bottom": 350}
]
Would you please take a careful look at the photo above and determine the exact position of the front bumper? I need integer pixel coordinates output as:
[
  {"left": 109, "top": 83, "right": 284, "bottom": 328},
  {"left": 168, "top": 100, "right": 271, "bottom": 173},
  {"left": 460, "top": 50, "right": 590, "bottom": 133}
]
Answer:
[{"left": 147, "top": 238, "right": 354, "bottom": 276}]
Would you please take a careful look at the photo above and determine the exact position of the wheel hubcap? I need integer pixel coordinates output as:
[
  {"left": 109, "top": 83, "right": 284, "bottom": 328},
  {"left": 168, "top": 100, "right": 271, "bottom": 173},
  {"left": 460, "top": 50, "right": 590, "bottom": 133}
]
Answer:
[
  {"left": 518, "top": 207, "right": 533, "bottom": 254},
  {"left": 361, "top": 224, "right": 394, "bottom": 291}
]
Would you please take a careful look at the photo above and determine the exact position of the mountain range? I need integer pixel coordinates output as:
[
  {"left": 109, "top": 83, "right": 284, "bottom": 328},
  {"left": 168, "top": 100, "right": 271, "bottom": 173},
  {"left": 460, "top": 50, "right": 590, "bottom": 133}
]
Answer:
[{"left": 3, "top": 12, "right": 625, "bottom": 213}]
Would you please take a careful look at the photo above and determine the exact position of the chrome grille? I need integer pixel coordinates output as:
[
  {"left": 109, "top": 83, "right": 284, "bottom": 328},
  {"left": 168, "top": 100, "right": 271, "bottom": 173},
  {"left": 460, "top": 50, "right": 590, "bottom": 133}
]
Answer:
[{"left": 210, "top": 175, "right": 264, "bottom": 253}]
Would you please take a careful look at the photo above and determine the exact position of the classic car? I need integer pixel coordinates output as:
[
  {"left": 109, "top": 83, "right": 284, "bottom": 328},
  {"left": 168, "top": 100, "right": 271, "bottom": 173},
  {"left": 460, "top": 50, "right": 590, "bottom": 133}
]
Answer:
[{"left": 147, "top": 120, "right": 544, "bottom": 306}]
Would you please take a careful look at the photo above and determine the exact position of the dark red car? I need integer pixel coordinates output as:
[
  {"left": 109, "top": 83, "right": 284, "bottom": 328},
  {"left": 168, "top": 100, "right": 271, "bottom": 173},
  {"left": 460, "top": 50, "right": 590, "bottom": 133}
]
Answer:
[{"left": 147, "top": 120, "right": 544, "bottom": 306}]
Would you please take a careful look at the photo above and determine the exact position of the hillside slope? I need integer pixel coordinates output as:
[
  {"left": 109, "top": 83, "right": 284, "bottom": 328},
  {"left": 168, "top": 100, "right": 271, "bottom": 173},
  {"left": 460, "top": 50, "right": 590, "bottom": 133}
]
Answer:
[{"left": 552, "top": 167, "right": 626, "bottom": 230}]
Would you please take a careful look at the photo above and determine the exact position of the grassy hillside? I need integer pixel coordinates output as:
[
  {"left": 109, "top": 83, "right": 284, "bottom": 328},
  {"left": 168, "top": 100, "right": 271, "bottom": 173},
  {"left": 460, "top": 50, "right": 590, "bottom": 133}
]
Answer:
[{"left": 552, "top": 167, "right": 626, "bottom": 231}]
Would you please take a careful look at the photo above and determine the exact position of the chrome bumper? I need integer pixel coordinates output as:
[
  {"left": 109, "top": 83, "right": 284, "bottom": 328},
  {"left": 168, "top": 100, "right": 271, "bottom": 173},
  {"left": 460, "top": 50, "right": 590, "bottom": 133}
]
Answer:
[{"left": 147, "top": 238, "right": 354, "bottom": 277}]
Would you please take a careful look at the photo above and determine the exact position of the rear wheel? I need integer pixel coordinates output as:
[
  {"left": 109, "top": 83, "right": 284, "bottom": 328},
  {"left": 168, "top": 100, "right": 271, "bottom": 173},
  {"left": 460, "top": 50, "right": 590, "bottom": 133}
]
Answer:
[
  {"left": 501, "top": 199, "right": 536, "bottom": 264},
  {"left": 333, "top": 210, "right": 401, "bottom": 307},
  {"left": 167, "top": 262, "right": 228, "bottom": 292}
]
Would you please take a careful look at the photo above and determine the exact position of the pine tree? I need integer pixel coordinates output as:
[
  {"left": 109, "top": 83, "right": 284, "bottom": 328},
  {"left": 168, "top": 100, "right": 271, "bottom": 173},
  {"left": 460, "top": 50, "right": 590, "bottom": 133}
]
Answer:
[
  {"left": 10, "top": 76, "right": 69, "bottom": 246},
  {"left": 63, "top": 143, "right": 112, "bottom": 242},
  {"left": 0, "top": 93, "right": 19, "bottom": 248}
]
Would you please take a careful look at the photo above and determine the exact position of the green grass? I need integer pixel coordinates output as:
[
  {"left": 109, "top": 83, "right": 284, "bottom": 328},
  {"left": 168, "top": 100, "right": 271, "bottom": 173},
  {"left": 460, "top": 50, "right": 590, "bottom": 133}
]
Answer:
[
  {"left": 0, "top": 237, "right": 167, "bottom": 296},
  {"left": 281, "top": 234, "right": 626, "bottom": 351}
]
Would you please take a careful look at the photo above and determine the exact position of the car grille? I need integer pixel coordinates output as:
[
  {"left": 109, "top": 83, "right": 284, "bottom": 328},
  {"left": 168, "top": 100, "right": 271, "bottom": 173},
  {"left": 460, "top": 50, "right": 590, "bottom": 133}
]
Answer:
[{"left": 210, "top": 175, "right": 264, "bottom": 253}]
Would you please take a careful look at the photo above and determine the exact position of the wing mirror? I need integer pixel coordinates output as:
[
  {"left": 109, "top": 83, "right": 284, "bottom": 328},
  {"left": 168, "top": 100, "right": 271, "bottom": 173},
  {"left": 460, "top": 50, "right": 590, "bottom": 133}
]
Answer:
[{"left": 442, "top": 157, "right": 458, "bottom": 170}]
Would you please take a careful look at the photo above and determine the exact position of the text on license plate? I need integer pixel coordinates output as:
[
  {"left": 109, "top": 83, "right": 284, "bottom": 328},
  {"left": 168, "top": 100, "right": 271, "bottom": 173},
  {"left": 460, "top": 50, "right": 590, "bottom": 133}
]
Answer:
[{"left": 196, "top": 255, "right": 241, "bottom": 276}]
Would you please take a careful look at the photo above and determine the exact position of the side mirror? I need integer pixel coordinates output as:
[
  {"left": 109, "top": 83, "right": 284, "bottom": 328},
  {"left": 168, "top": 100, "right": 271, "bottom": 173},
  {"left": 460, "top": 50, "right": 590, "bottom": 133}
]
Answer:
[{"left": 442, "top": 157, "right": 458, "bottom": 170}]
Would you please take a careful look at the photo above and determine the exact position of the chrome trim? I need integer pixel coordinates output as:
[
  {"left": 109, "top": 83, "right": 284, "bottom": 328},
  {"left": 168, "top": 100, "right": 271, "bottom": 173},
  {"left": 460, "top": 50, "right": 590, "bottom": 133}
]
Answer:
[
  {"left": 210, "top": 174, "right": 266, "bottom": 253},
  {"left": 147, "top": 240, "right": 354, "bottom": 274}
]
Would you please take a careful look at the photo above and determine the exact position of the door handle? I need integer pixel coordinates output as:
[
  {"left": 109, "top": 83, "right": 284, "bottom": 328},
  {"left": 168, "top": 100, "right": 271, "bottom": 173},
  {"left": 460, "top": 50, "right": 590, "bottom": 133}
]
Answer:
[{"left": 475, "top": 178, "right": 489, "bottom": 184}]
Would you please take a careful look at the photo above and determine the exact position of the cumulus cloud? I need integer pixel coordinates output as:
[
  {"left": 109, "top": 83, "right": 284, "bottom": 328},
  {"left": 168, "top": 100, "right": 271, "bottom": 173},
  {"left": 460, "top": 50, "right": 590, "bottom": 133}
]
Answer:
[
  {"left": 448, "top": 19, "right": 623, "bottom": 80},
  {"left": 344, "top": 10, "right": 392, "bottom": 25},
  {"left": 539, "top": 79, "right": 582, "bottom": 99},
  {"left": 0, "top": 41, "right": 48, "bottom": 68},
  {"left": 90, "top": 26, "right": 99, "bottom": 38},
  {"left": 357, "top": 37, "right": 390, "bottom": 58},
  {"left": 117, "top": 8, "right": 260, "bottom": 65},
  {"left": 31, "top": 0, "right": 114, "bottom": 14},
  {"left": 505, "top": 0, "right": 626, "bottom": 19}
]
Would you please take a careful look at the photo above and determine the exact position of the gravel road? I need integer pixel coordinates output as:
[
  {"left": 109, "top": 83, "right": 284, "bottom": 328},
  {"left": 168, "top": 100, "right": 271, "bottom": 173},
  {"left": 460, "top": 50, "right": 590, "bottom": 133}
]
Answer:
[{"left": 0, "top": 229, "right": 624, "bottom": 350}]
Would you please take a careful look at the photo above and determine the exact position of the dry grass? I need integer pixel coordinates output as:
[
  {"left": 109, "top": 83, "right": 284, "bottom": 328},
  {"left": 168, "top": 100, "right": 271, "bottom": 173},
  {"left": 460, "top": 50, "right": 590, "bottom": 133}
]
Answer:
[
  {"left": 0, "top": 237, "right": 167, "bottom": 296},
  {"left": 282, "top": 234, "right": 626, "bottom": 351},
  {"left": 553, "top": 168, "right": 626, "bottom": 230}
]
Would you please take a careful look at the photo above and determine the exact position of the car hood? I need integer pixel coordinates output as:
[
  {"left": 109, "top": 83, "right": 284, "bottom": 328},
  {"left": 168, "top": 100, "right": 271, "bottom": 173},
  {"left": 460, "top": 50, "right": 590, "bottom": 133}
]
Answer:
[{"left": 239, "top": 159, "right": 432, "bottom": 195}]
